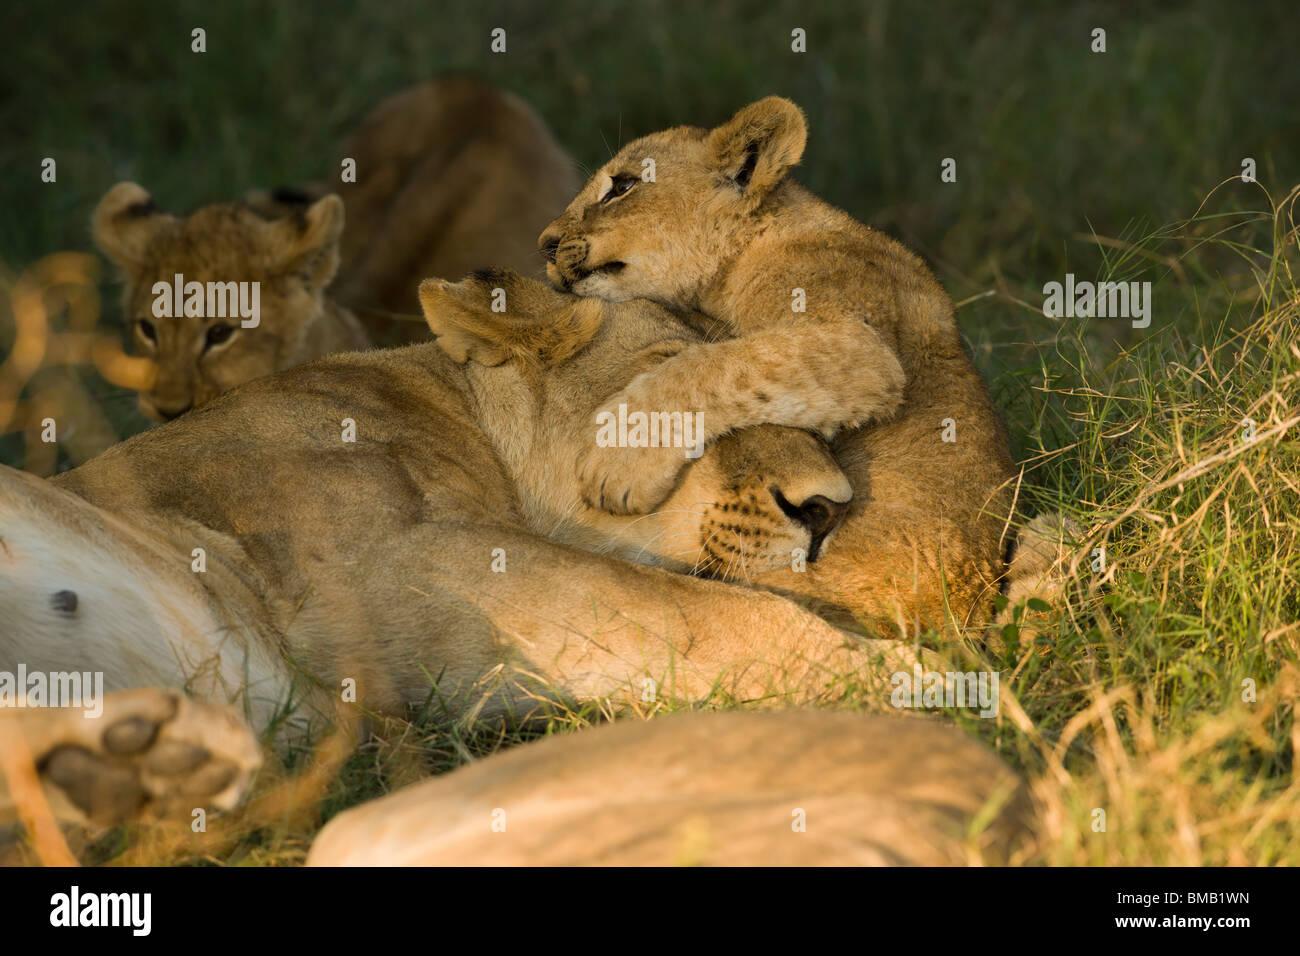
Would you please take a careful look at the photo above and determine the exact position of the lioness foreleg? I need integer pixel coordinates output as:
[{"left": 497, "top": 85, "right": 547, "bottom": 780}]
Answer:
[{"left": 372, "top": 523, "right": 917, "bottom": 721}]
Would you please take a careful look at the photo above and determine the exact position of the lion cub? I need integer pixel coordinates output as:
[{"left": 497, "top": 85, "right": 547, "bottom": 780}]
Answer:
[
  {"left": 93, "top": 183, "right": 368, "bottom": 422},
  {"left": 95, "top": 79, "right": 580, "bottom": 422},
  {"left": 539, "top": 96, "right": 930, "bottom": 514},
  {"left": 539, "top": 97, "right": 1017, "bottom": 631}
]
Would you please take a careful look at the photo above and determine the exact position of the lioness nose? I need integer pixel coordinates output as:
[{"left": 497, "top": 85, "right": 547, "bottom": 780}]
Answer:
[{"left": 772, "top": 489, "right": 850, "bottom": 542}]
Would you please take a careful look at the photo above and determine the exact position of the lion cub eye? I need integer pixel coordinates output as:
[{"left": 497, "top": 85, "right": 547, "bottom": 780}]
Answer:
[
  {"left": 136, "top": 318, "right": 157, "bottom": 342},
  {"left": 204, "top": 323, "right": 235, "bottom": 350},
  {"left": 603, "top": 175, "right": 638, "bottom": 204}
]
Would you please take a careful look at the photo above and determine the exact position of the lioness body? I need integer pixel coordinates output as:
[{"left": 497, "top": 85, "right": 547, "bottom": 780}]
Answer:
[
  {"left": 1, "top": 274, "right": 904, "bottom": 742},
  {"left": 541, "top": 98, "right": 1017, "bottom": 632},
  {"left": 1, "top": 275, "right": 1020, "bottom": 860},
  {"left": 328, "top": 76, "right": 581, "bottom": 330}
]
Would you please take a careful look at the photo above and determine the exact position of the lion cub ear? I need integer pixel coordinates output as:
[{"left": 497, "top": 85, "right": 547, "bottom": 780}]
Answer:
[
  {"left": 707, "top": 97, "right": 807, "bottom": 204},
  {"left": 93, "top": 182, "right": 175, "bottom": 272},
  {"left": 419, "top": 272, "right": 603, "bottom": 368},
  {"left": 267, "top": 194, "right": 345, "bottom": 290}
]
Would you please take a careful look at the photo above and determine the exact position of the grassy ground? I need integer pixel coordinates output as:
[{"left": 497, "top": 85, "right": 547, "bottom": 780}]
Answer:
[{"left": 1, "top": 0, "right": 1298, "bottom": 864}]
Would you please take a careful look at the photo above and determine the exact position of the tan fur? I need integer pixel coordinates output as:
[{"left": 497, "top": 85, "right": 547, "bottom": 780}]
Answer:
[
  {"left": 307, "top": 710, "right": 1033, "bottom": 866},
  {"left": 249, "top": 76, "right": 581, "bottom": 343},
  {"left": 93, "top": 182, "right": 370, "bottom": 422},
  {"left": 0, "top": 272, "right": 917, "bottom": 750},
  {"left": 539, "top": 98, "right": 1018, "bottom": 634}
]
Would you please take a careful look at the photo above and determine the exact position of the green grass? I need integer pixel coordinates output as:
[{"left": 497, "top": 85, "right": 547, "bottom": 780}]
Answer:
[
  {"left": 976, "top": 191, "right": 1300, "bottom": 863},
  {"left": 1, "top": 0, "right": 1298, "bottom": 865}
]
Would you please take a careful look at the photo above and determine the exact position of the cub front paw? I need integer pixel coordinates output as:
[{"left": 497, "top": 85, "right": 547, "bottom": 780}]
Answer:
[{"left": 577, "top": 441, "right": 693, "bottom": 515}]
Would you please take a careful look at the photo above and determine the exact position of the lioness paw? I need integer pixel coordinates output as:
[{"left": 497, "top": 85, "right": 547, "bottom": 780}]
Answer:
[
  {"left": 9, "top": 688, "right": 261, "bottom": 827},
  {"left": 577, "top": 441, "right": 693, "bottom": 515}
]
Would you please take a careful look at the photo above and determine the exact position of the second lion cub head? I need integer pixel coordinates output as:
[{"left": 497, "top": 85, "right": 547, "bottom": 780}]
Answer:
[
  {"left": 93, "top": 182, "right": 364, "bottom": 422},
  {"left": 538, "top": 96, "right": 806, "bottom": 306}
]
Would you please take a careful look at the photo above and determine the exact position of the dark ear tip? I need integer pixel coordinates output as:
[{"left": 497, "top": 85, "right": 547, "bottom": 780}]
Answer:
[
  {"left": 96, "top": 182, "right": 158, "bottom": 220},
  {"left": 467, "top": 267, "right": 516, "bottom": 285},
  {"left": 270, "top": 186, "right": 315, "bottom": 205}
]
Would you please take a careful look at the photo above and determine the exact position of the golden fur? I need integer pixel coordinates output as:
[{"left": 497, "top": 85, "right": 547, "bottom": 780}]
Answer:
[
  {"left": 93, "top": 183, "right": 369, "bottom": 422},
  {"left": 5, "top": 96, "right": 1050, "bottom": 863},
  {"left": 249, "top": 76, "right": 581, "bottom": 341},
  {"left": 1, "top": 272, "right": 914, "bottom": 756},
  {"left": 539, "top": 97, "right": 1018, "bottom": 634},
  {"left": 308, "top": 710, "right": 1032, "bottom": 866},
  {"left": 1, "top": 271, "right": 1033, "bottom": 860}
]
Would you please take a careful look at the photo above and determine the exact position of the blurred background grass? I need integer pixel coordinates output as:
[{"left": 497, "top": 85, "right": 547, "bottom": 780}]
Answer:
[
  {"left": 1, "top": 0, "right": 1297, "bottom": 466},
  {"left": 2, "top": 0, "right": 1298, "bottom": 468}
]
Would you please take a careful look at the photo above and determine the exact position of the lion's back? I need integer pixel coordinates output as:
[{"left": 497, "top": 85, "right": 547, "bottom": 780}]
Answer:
[{"left": 335, "top": 77, "right": 582, "bottom": 333}]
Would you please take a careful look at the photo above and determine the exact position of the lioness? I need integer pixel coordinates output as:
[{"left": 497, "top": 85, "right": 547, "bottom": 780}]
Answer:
[
  {"left": 539, "top": 97, "right": 1018, "bottom": 633},
  {"left": 256, "top": 76, "right": 581, "bottom": 324},
  {"left": 1, "top": 270, "right": 922, "bottom": 827}
]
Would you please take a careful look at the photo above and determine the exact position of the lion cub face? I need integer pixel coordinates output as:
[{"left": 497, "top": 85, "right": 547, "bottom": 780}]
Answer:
[
  {"left": 93, "top": 182, "right": 345, "bottom": 422},
  {"left": 538, "top": 97, "right": 807, "bottom": 309},
  {"left": 419, "top": 271, "right": 851, "bottom": 578}
]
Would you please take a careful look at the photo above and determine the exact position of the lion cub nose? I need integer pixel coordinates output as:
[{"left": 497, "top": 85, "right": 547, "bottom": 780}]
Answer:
[
  {"left": 772, "top": 489, "right": 850, "bottom": 542},
  {"left": 538, "top": 232, "right": 561, "bottom": 264}
]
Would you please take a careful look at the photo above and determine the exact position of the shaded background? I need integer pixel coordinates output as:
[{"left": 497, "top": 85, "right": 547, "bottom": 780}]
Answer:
[{"left": 1, "top": 0, "right": 1297, "bottom": 466}]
